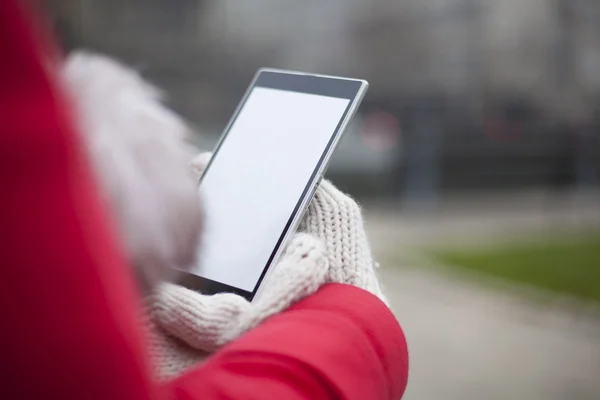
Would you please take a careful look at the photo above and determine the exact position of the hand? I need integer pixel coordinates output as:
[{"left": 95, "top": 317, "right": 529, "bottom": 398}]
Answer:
[
  {"left": 299, "top": 178, "right": 386, "bottom": 302},
  {"left": 146, "top": 153, "right": 386, "bottom": 379},
  {"left": 189, "top": 152, "right": 385, "bottom": 300}
]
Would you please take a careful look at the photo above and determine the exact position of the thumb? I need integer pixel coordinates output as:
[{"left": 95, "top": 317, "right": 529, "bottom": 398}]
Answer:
[
  {"left": 232, "top": 233, "right": 328, "bottom": 337},
  {"left": 150, "top": 283, "right": 250, "bottom": 352}
]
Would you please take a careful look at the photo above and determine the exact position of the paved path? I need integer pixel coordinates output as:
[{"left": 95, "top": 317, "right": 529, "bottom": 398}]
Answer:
[
  {"left": 380, "top": 267, "right": 600, "bottom": 400},
  {"left": 362, "top": 192, "right": 600, "bottom": 399}
]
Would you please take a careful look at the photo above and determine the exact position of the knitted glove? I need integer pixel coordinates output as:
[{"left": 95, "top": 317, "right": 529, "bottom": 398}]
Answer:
[
  {"left": 299, "top": 178, "right": 386, "bottom": 302},
  {"left": 146, "top": 153, "right": 386, "bottom": 379}
]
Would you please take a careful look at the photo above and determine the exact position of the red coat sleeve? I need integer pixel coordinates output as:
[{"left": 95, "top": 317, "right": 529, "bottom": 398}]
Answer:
[{"left": 168, "top": 284, "right": 409, "bottom": 400}]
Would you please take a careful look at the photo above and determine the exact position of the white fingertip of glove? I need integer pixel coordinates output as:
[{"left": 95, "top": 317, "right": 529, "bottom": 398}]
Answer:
[{"left": 190, "top": 152, "right": 212, "bottom": 178}]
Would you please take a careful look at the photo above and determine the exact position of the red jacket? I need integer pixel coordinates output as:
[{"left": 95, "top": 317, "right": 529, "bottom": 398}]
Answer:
[{"left": 0, "top": 2, "right": 408, "bottom": 399}]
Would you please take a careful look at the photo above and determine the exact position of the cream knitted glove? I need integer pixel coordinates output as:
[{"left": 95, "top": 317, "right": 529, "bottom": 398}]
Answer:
[
  {"left": 300, "top": 179, "right": 387, "bottom": 302},
  {"left": 147, "top": 153, "right": 386, "bottom": 379}
]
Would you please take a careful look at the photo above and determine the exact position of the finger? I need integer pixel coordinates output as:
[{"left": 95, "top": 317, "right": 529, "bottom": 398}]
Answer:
[
  {"left": 150, "top": 282, "right": 250, "bottom": 352},
  {"left": 189, "top": 152, "right": 212, "bottom": 178},
  {"left": 298, "top": 180, "right": 387, "bottom": 302},
  {"left": 300, "top": 180, "right": 371, "bottom": 271},
  {"left": 233, "top": 233, "right": 328, "bottom": 336}
]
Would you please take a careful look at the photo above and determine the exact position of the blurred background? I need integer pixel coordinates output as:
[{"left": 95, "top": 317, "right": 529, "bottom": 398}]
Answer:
[{"left": 45, "top": 1, "right": 600, "bottom": 399}]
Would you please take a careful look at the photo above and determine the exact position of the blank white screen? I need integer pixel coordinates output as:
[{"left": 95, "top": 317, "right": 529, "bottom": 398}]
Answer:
[{"left": 196, "top": 87, "right": 350, "bottom": 291}]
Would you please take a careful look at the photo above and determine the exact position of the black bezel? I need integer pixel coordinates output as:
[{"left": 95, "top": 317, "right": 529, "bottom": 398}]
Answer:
[{"left": 178, "top": 70, "right": 365, "bottom": 301}]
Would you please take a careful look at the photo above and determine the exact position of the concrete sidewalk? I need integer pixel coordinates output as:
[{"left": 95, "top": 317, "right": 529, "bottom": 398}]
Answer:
[
  {"left": 382, "top": 267, "right": 600, "bottom": 400},
  {"left": 362, "top": 191, "right": 600, "bottom": 399}
]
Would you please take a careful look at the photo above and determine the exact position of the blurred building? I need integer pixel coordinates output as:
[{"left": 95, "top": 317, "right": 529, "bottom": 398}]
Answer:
[{"left": 46, "top": 0, "right": 600, "bottom": 195}]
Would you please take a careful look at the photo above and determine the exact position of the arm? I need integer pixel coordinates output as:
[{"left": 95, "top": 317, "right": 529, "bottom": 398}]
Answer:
[
  {"left": 167, "top": 284, "right": 409, "bottom": 400},
  {"left": 0, "top": 2, "right": 155, "bottom": 398}
]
